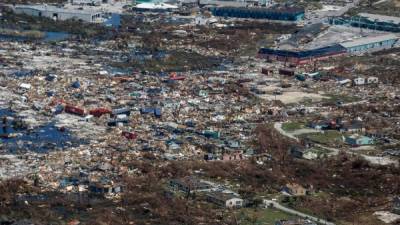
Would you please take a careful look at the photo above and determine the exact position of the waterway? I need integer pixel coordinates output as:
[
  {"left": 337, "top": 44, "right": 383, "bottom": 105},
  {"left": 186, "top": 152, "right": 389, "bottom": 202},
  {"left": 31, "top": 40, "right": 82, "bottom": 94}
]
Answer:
[{"left": 0, "top": 31, "right": 71, "bottom": 42}]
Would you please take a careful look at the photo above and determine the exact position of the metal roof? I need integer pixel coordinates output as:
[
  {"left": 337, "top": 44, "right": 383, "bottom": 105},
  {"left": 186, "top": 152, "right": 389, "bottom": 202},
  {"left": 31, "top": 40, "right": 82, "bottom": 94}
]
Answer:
[
  {"left": 135, "top": 2, "right": 178, "bottom": 9},
  {"left": 14, "top": 4, "right": 101, "bottom": 15},
  {"left": 358, "top": 13, "right": 400, "bottom": 25},
  {"left": 213, "top": 6, "right": 304, "bottom": 14},
  {"left": 339, "top": 33, "right": 398, "bottom": 48}
]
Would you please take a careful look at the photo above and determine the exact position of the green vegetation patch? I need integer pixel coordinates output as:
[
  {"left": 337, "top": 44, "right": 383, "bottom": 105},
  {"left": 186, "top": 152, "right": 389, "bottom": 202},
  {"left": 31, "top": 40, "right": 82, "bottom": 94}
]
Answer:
[
  {"left": 237, "top": 208, "right": 297, "bottom": 225},
  {"left": 0, "top": 28, "right": 45, "bottom": 39},
  {"left": 299, "top": 131, "right": 342, "bottom": 145},
  {"left": 282, "top": 122, "right": 306, "bottom": 132},
  {"left": 1, "top": 10, "right": 107, "bottom": 38},
  {"left": 323, "top": 94, "right": 361, "bottom": 104}
]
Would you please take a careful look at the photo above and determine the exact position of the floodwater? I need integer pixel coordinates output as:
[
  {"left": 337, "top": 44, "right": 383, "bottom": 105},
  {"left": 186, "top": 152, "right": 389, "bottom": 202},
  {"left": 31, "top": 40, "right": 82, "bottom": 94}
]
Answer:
[
  {"left": 0, "top": 31, "right": 70, "bottom": 42},
  {"left": 44, "top": 31, "right": 70, "bottom": 41},
  {"left": 0, "top": 108, "right": 83, "bottom": 153}
]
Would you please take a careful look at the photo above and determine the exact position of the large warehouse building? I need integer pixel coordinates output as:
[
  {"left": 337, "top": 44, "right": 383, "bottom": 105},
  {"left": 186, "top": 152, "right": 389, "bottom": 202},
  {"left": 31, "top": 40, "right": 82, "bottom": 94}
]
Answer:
[
  {"left": 12, "top": 4, "right": 103, "bottom": 23},
  {"left": 329, "top": 13, "right": 400, "bottom": 33},
  {"left": 340, "top": 33, "right": 398, "bottom": 54},
  {"left": 258, "top": 33, "right": 399, "bottom": 64}
]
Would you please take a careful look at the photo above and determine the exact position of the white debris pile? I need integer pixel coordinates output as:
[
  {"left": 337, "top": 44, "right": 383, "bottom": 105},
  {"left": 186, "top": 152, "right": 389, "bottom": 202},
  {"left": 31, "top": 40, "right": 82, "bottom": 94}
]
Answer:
[
  {"left": 374, "top": 211, "right": 400, "bottom": 224},
  {"left": 54, "top": 113, "right": 106, "bottom": 138},
  {"left": 0, "top": 87, "right": 18, "bottom": 106},
  {"left": 0, "top": 154, "right": 38, "bottom": 180}
]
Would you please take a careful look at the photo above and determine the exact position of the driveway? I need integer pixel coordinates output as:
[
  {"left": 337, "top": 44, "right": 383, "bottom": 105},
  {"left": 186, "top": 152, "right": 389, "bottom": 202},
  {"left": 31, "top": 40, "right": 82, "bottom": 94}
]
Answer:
[{"left": 263, "top": 199, "right": 336, "bottom": 225}]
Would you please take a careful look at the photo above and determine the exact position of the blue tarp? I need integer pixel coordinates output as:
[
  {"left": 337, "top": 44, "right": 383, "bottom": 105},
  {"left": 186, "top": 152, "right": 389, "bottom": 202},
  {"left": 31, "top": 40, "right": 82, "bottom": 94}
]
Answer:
[
  {"left": 154, "top": 108, "right": 162, "bottom": 117},
  {"left": 211, "top": 7, "right": 305, "bottom": 21},
  {"left": 71, "top": 80, "right": 81, "bottom": 88}
]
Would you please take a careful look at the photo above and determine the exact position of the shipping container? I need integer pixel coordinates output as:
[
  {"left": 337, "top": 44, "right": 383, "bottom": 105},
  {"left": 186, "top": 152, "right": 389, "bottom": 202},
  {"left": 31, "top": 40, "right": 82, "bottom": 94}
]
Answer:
[
  {"left": 89, "top": 108, "right": 111, "bottom": 117},
  {"left": 107, "top": 118, "right": 129, "bottom": 126},
  {"left": 154, "top": 108, "right": 162, "bottom": 118},
  {"left": 140, "top": 108, "right": 154, "bottom": 114},
  {"left": 112, "top": 107, "right": 131, "bottom": 116},
  {"left": 261, "top": 67, "right": 273, "bottom": 75},
  {"left": 169, "top": 72, "right": 185, "bottom": 80},
  {"left": 279, "top": 68, "right": 295, "bottom": 76},
  {"left": 65, "top": 105, "right": 85, "bottom": 116}
]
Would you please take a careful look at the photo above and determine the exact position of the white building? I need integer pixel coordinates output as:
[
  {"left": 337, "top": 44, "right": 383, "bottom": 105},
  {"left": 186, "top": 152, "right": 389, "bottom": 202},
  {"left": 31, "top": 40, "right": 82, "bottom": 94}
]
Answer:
[
  {"left": 69, "top": 0, "right": 102, "bottom": 5},
  {"left": 206, "top": 192, "right": 244, "bottom": 208},
  {"left": 19, "top": 83, "right": 32, "bottom": 91},
  {"left": 353, "top": 77, "right": 365, "bottom": 86},
  {"left": 338, "top": 79, "right": 351, "bottom": 86},
  {"left": 13, "top": 4, "right": 103, "bottom": 23},
  {"left": 367, "top": 76, "right": 379, "bottom": 84},
  {"left": 340, "top": 34, "right": 399, "bottom": 55},
  {"left": 134, "top": 2, "right": 178, "bottom": 11},
  {"left": 194, "top": 16, "right": 218, "bottom": 26},
  {"left": 225, "top": 197, "right": 244, "bottom": 208}
]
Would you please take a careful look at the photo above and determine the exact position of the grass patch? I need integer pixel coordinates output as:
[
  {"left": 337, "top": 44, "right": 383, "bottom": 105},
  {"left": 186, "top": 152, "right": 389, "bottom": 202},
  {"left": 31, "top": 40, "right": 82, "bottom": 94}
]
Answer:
[
  {"left": 282, "top": 122, "right": 305, "bottom": 132},
  {"left": 322, "top": 94, "right": 361, "bottom": 105},
  {"left": 299, "top": 131, "right": 343, "bottom": 145},
  {"left": 237, "top": 208, "right": 297, "bottom": 225}
]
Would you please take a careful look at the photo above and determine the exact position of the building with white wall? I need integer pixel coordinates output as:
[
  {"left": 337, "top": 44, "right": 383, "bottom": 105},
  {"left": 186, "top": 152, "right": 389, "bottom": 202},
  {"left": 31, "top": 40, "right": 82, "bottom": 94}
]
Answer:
[
  {"left": 13, "top": 4, "right": 103, "bottom": 23},
  {"left": 340, "top": 33, "right": 399, "bottom": 54},
  {"left": 70, "top": 0, "right": 103, "bottom": 5}
]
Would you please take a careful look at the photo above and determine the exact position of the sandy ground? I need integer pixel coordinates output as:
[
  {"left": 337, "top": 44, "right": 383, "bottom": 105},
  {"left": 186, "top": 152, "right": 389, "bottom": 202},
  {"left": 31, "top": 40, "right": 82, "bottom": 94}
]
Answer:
[
  {"left": 351, "top": 145, "right": 376, "bottom": 151},
  {"left": 27, "top": 55, "right": 86, "bottom": 71},
  {"left": 261, "top": 91, "right": 329, "bottom": 104},
  {"left": 361, "top": 155, "right": 398, "bottom": 166}
]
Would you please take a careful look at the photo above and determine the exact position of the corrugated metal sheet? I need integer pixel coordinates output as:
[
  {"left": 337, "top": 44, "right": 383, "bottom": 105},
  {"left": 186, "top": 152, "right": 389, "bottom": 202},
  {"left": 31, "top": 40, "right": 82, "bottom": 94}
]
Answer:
[
  {"left": 339, "top": 34, "right": 398, "bottom": 48},
  {"left": 358, "top": 13, "right": 400, "bottom": 25}
]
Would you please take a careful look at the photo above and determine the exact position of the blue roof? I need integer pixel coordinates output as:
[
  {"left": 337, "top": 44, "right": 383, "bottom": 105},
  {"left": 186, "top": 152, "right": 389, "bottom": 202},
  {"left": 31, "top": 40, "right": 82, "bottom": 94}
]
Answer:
[
  {"left": 211, "top": 7, "right": 304, "bottom": 21},
  {"left": 71, "top": 80, "right": 81, "bottom": 88}
]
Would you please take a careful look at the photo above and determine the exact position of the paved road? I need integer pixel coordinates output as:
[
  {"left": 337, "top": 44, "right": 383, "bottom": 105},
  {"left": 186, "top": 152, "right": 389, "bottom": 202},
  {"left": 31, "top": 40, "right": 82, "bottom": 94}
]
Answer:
[
  {"left": 274, "top": 122, "right": 298, "bottom": 141},
  {"left": 264, "top": 199, "right": 336, "bottom": 225},
  {"left": 274, "top": 122, "right": 320, "bottom": 141}
]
